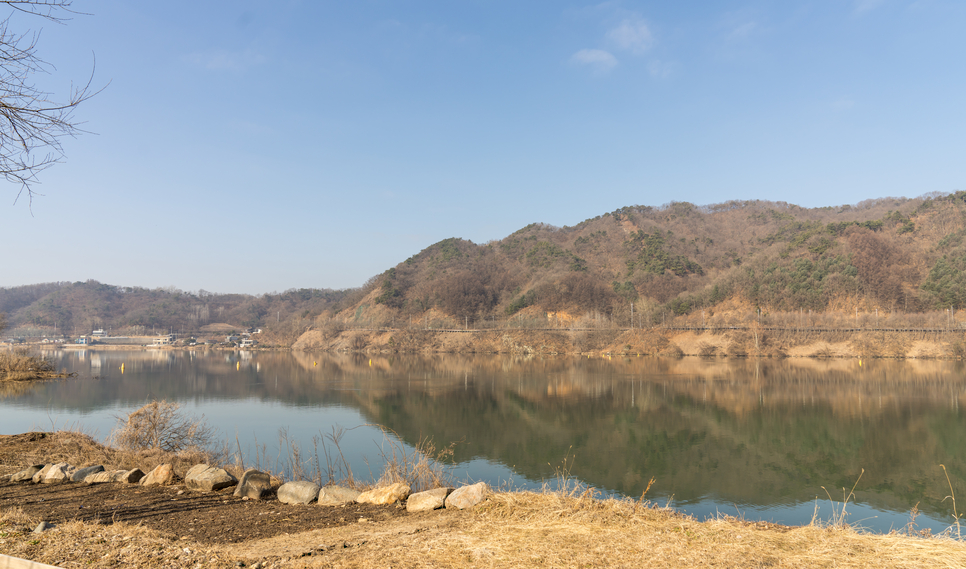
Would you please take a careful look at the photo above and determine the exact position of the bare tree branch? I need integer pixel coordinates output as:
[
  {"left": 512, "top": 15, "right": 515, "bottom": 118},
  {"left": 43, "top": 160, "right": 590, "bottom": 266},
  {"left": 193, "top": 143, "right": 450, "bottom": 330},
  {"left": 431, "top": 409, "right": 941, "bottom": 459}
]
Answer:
[{"left": 0, "top": 1, "right": 100, "bottom": 208}]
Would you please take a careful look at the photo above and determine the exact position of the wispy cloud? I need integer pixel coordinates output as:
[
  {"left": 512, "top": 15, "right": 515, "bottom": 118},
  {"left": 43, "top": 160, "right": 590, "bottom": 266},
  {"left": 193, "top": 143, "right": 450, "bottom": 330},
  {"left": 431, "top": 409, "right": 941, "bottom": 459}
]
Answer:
[
  {"left": 854, "top": 0, "right": 886, "bottom": 14},
  {"left": 570, "top": 49, "right": 618, "bottom": 73},
  {"left": 606, "top": 17, "right": 654, "bottom": 54},
  {"left": 726, "top": 21, "right": 758, "bottom": 41},
  {"left": 647, "top": 60, "right": 675, "bottom": 78},
  {"left": 185, "top": 49, "right": 267, "bottom": 72}
]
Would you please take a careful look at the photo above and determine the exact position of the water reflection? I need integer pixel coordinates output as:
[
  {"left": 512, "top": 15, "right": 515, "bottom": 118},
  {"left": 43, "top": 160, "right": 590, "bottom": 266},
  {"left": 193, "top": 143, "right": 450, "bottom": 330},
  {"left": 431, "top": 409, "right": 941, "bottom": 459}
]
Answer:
[{"left": 3, "top": 348, "right": 966, "bottom": 533}]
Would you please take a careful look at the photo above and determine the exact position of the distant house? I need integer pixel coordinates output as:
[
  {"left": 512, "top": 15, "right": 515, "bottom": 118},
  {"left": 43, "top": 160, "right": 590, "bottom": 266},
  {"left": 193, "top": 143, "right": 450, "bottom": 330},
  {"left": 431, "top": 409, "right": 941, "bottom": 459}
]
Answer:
[
  {"left": 239, "top": 338, "right": 256, "bottom": 348},
  {"left": 92, "top": 329, "right": 106, "bottom": 337},
  {"left": 75, "top": 337, "right": 90, "bottom": 345},
  {"left": 153, "top": 334, "right": 175, "bottom": 346}
]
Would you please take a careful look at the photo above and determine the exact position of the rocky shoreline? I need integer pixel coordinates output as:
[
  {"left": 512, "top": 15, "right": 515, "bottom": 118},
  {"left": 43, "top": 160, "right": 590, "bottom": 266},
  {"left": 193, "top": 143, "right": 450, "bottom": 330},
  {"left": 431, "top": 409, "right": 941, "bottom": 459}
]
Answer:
[{"left": 7, "top": 459, "right": 489, "bottom": 535}]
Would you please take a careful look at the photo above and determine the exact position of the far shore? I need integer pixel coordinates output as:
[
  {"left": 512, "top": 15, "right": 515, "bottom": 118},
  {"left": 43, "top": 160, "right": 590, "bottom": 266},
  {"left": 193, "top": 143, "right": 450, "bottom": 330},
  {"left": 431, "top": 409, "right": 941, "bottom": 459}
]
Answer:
[{"left": 4, "top": 324, "right": 966, "bottom": 359}]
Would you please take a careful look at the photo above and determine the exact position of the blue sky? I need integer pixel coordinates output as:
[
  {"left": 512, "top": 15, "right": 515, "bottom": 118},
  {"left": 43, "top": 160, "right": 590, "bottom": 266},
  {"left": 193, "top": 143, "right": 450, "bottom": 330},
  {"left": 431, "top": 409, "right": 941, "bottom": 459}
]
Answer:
[{"left": 2, "top": 0, "right": 964, "bottom": 294}]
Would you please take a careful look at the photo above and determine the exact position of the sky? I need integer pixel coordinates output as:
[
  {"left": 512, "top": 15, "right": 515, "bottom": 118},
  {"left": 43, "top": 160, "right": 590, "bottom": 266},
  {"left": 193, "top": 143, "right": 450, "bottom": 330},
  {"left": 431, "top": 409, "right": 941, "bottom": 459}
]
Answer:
[{"left": 1, "top": 0, "right": 964, "bottom": 294}]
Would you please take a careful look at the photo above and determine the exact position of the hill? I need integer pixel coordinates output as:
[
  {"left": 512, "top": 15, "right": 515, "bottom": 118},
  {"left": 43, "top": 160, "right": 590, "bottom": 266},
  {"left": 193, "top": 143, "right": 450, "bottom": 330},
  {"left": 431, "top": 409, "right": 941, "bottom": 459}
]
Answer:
[
  {"left": 5, "top": 193, "right": 966, "bottom": 350},
  {"left": 327, "top": 193, "right": 966, "bottom": 330},
  {"left": 0, "top": 282, "right": 359, "bottom": 346}
]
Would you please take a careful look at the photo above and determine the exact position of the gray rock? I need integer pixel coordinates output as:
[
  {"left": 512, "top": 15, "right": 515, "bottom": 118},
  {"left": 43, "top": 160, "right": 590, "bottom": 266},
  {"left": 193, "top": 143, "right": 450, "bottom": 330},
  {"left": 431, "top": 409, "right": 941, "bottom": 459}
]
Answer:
[
  {"left": 234, "top": 469, "right": 272, "bottom": 500},
  {"left": 356, "top": 482, "right": 411, "bottom": 505},
  {"left": 407, "top": 487, "right": 453, "bottom": 512},
  {"left": 71, "top": 465, "right": 105, "bottom": 482},
  {"left": 33, "top": 521, "right": 55, "bottom": 533},
  {"left": 141, "top": 463, "right": 174, "bottom": 486},
  {"left": 84, "top": 470, "right": 126, "bottom": 484},
  {"left": 118, "top": 468, "right": 145, "bottom": 484},
  {"left": 445, "top": 482, "right": 489, "bottom": 510},
  {"left": 42, "top": 463, "right": 75, "bottom": 484},
  {"left": 31, "top": 464, "right": 54, "bottom": 484},
  {"left": 318, "top": 485, "right": 361, "bottom": 505},
  {"left": 10, "top": 464, "right": 44, "bottom": 483},
  {"left": 185, "top": 464, "right": 237, "bottom": 492},
  {"left": 277, "top": 480, "right": 321, "bottom": 504}
]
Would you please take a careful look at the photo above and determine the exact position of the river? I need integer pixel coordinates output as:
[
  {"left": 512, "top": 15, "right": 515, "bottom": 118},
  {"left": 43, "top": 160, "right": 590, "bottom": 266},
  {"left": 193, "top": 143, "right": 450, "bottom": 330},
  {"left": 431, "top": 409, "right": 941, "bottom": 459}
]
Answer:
[{"left": 3, "top": 348, "right": 965, "bottom": 534}]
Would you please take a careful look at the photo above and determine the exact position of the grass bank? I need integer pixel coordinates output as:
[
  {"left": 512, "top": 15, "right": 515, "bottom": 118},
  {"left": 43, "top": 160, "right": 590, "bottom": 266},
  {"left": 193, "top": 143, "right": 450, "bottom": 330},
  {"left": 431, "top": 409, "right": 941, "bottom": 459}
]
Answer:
[
  {"left": 1, "top": 430, "right": 965, "bottom": 568},
  {"left": 0, "top": 350, "right": 71, "bottom": 381}
]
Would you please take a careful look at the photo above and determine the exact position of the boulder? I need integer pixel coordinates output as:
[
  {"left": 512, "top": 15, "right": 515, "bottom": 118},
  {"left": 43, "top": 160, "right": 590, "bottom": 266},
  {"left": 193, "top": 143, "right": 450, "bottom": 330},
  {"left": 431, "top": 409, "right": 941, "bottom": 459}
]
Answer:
[
  {"left": 407, "top": 487, "right": 453, "bottom": 512},
  {"left": 118, "top": 468, "right": 145, "bottom": 484},
  {"left": 277, "top": 481, "right": 321, "bottom": 505},
  {"left": 31, "top": 464, "right": 54, "bottom": 484},
  {"left": 42, "top": 463, "right": 75, "bottom": 484},
  {"left": 140, "top": 464, "right": 174, "bottom": 487},
  {"left": 445, "top": 482, "right": 489, "bottom": 510},
  {"left": 234, "top": 469, "right": 272, "bottom": 500},
  {"left": 10, "top": 465, "right": 44, "bottom": 483},
  {"left": 71, "top": 465, "right": 105, "bottom": 482},
  {"left": 318, "top": 485, "right": 361, "bottom": 505},
  {"left": 185, "top": 464, "right": 237, "bottom": 492},
  {"left": 356, "top": 482, "right": 411, "bottom": 505},
  {"left": 84, "top": 470, "right": 126, "bottom": 484}
]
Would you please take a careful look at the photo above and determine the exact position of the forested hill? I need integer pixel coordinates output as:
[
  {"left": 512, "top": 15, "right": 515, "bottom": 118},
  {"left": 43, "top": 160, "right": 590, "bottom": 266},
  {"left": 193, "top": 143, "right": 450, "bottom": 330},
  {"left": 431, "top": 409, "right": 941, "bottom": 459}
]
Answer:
[
  {"left": 5, "top": 192, "right": 966, "bottom": 339},
  {"left": 345, "top": 192, "right": 966, "bottom": 328},
  {"left": 0, "top": 282, "right": 355, "bottom": 342}
]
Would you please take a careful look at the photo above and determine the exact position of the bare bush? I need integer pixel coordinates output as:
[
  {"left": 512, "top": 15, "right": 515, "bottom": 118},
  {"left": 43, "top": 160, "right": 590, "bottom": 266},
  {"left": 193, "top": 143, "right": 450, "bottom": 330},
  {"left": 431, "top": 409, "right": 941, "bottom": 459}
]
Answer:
[
  {"left": 110, "top": 400, "right": 216, "bottom": 453},
  {"left": 0, "top": 349, "right": 63, "bottom": 380}
]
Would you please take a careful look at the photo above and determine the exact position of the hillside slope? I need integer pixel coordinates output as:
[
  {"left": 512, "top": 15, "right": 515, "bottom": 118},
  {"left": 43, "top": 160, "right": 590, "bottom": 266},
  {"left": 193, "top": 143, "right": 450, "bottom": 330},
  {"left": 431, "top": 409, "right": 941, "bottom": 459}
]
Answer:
[{"left": 332, "top": 193, "right": 966, "bottom": 331}]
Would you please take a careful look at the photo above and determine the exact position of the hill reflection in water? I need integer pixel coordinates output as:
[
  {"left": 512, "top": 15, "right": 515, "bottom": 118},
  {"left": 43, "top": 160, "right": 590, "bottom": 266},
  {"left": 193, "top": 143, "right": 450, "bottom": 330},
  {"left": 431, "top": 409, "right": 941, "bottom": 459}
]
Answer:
[{"left": 4, "top": 349, "right": 966, "bottom": 533}]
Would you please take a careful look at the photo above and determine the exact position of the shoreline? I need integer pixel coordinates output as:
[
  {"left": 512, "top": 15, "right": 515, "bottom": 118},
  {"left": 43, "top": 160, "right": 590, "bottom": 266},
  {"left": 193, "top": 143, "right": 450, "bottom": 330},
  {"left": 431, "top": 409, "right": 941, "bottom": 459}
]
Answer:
[
  {"left": 5, "top": 324, "right": 966, "bottom": 359},
  {"left": 1, "top": 431, "right": 965, "bottom": 568}
]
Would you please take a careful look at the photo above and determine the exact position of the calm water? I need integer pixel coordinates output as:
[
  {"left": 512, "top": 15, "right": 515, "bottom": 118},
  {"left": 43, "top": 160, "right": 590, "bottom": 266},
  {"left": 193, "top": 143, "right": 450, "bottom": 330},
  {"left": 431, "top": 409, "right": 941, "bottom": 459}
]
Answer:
[{"left": 3, "top": 348, "right": 966, "bottom": 534}]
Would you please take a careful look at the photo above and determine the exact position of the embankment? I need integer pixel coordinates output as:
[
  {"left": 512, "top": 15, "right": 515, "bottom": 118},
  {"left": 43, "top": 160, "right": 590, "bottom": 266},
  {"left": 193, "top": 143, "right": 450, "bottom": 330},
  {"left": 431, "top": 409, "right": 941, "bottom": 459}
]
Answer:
[{"left": 293, "top": 326, "right": 966, "bottom": 358}]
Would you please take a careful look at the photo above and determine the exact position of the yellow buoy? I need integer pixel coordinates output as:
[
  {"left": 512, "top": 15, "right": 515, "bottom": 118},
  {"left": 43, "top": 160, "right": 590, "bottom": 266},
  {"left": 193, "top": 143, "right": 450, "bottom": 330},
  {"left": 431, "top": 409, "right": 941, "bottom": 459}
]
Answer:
[
  {"left": 120, "top": 363, "right": 124, "bottom": 373},
  {"left": 314, "top": 361, "right": 317, "bottom": 366},
  {"left": 369, "top": 359, "right": 372, "bottom": 367},
  {"left": 236, "top": 361, "right": 240, "bottom": 370}
]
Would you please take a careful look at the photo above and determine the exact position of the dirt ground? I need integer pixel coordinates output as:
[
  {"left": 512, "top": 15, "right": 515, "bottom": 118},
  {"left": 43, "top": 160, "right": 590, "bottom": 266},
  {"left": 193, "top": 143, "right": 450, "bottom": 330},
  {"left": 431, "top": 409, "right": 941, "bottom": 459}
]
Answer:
[{"left": 0, "top": 433, "right": 408, "bottom": 545}]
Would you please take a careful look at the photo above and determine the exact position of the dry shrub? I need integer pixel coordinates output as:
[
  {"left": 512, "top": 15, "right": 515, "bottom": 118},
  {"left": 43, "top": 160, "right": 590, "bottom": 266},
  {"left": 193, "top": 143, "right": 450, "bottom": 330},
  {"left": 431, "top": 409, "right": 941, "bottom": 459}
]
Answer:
[
  {"left": 110, "top": 400, "right": 216, "bottom": 453},
  {"left": 659, "top": 343, "right": 684, "bottom": 358},
  {"left": 0, "top": 349, "right": 63, "bottom": 380},
  {"left": 697, "top": 341, "right": 718, "bottom": 357}
]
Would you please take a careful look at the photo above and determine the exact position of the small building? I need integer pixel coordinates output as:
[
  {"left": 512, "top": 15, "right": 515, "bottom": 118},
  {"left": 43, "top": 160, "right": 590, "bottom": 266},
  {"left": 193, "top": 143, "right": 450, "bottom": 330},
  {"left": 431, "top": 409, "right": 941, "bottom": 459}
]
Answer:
[
  {"left": 153, "top": 334, "right": 176, "bottom": 346},
  {"left": 92, "top": 329, "right": 106, "bottom": 337}
]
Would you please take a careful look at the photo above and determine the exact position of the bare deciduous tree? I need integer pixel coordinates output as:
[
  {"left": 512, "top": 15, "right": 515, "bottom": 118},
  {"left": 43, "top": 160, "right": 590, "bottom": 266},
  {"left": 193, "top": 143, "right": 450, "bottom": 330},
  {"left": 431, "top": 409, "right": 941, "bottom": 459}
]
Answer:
[
  {"left": 1, "top": 1, "right": 98, "bottom": 206},
  {"left": 111, "top": 400, "right": 217, "bottom": 453}
]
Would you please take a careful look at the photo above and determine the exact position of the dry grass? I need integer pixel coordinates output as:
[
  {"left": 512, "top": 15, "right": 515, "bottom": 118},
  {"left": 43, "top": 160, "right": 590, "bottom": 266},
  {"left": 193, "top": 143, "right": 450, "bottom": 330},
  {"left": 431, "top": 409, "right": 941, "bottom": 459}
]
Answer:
[
  {"left": 259, "top": 425, "right": 459, "bottom": 493},
  {"left": 0, "top": 349, "right": 68, "bottom": 381},
  {"left": 223, "top": 492, "right": 966, "bottom": 568}
]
